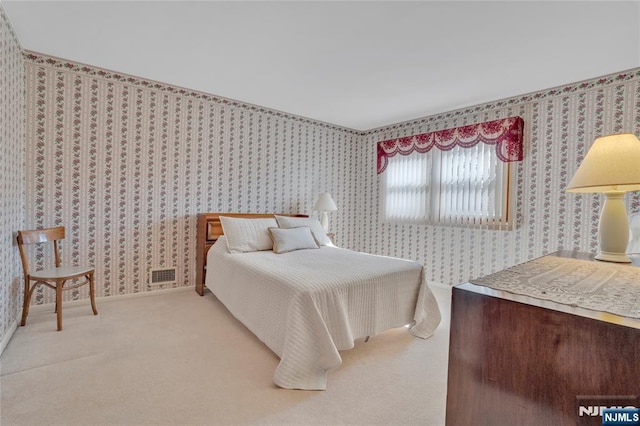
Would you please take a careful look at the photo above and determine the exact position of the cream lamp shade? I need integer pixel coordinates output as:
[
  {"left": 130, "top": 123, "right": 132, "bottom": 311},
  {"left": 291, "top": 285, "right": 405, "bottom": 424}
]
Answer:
[
  {"left": 566, "top": 133, "right": 640, "bottom": 263},
  {"left": 314, "top": 192, "right": 338, "bottom": 232}
]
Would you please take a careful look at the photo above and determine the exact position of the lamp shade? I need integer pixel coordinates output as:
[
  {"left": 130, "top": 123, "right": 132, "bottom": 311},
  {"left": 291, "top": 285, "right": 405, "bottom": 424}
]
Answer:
[
  {"left": 314, "top": 193, "right": 338, "bottom": 211},
  {"left": 566, "top": 133, "right": 640, "bottom": 193}
]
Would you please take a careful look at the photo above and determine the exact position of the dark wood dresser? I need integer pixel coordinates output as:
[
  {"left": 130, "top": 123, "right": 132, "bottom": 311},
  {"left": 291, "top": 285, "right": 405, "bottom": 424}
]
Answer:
[{"left": 445, "top": 251, "right": 640, "bottom": 426}]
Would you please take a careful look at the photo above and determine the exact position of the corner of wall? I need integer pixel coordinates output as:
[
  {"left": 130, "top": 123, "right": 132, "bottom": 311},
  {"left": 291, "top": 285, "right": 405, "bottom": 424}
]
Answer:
[{"left": 0, "top": 4, "right": 26, "bottom": 351}]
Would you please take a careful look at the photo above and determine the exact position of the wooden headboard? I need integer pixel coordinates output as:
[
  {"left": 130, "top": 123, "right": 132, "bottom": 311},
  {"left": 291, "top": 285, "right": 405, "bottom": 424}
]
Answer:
[{"left": 195, "top": 213, "right": 307, "bottom": 295}]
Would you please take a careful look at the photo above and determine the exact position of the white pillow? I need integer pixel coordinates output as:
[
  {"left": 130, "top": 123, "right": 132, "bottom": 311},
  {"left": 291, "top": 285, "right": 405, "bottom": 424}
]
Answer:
[
  {"left": 219, "top": 216, "right": 278, "bottom": 253},
  {"left": 275, "top": 216, "right": 332, "bottom": 246},
  {"left": 268, "top": 226, "right": 319, "bottom": 254}
]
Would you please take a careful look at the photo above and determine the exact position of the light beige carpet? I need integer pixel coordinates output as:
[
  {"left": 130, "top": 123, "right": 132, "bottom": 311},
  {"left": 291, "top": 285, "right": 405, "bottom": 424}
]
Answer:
[{"left": 1, "top": 286, "right": 451, "bottom": 426}]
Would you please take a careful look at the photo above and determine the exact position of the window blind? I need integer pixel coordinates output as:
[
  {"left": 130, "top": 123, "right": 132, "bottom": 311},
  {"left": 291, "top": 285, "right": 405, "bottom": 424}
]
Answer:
[{"left": 378, "top": 117, "right": 522, "bottom": 228}]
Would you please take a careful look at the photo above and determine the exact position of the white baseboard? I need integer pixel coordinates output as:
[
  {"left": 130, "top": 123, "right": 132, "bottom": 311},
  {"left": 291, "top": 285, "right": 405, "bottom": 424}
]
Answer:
[
  {"left": 427, "top": 281, "right": 452, "bottom": 291},
  {"left": 1, "top": 319, "right": 18, "bottom": 355},
  {"left": 1, "top": 285, "right": 195, "bottom": 355}
]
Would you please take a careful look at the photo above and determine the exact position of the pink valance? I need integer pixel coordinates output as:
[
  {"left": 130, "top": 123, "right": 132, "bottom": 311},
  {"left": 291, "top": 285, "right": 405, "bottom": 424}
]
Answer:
[{"left": 377, "top": 116, "right": 524, "bottom": 174}]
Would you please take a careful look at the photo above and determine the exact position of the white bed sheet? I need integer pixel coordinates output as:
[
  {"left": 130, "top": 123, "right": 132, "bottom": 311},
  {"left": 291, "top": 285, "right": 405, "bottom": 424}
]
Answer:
[{"left": 205, "top": 237, "right": 441, "bottom": 390}]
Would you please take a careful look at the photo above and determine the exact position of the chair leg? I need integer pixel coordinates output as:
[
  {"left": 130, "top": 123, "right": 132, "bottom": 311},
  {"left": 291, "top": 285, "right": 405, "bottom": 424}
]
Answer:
[
  {"left": 89, "top": 273, "right": 98, "bottom": 315},
  {"left": 56, "top": 282, "right": 63, "bottom": 331},
  {"left": 20, "top": 278, "right": 32, "bottom": 326}
]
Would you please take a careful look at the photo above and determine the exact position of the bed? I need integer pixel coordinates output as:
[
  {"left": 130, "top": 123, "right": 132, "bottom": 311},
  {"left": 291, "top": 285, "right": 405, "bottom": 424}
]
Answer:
[{"left": 195, "top": 213, "right": 442, "bottom": 390}]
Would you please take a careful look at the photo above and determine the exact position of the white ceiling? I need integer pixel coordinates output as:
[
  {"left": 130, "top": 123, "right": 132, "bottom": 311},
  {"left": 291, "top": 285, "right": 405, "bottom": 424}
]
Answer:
[{"left": 3, "top": 1, "right": 640, "bottom": 130}]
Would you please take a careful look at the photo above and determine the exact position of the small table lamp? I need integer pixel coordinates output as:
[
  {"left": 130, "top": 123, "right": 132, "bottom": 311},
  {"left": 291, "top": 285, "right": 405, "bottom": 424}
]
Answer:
[
  {"left": 566, "top": 133, "right": 640, "bottom": 263},
  {"left": 314, "top": 192, "right": 338, "bottom": 232}
]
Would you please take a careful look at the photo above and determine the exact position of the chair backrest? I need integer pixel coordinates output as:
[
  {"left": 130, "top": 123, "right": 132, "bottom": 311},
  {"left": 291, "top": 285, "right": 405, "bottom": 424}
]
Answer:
[{"left": 16, "top": 226, "right": 66, "bottom": 275}]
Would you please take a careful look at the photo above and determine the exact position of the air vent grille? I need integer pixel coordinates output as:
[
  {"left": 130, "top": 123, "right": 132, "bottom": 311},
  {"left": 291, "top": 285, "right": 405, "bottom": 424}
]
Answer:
[{"left": 149, "top": 267, "right": 176, "bottom": 285}]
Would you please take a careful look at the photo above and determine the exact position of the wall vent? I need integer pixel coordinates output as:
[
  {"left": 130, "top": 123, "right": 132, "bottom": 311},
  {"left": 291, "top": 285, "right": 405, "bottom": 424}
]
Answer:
[{"left": 149, "top": 267, "right": 176, "bottom": 285}]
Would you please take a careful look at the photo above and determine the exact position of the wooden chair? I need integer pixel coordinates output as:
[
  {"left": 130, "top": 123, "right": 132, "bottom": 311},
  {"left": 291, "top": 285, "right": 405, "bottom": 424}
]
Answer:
[{"left": 17, "top": 226, "right": 98, "bottom": 331}]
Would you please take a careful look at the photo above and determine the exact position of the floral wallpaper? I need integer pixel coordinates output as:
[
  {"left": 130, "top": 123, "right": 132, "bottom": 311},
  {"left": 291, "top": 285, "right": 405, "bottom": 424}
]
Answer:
[
  {"left": 356, "top": 69, "right": 640, "bottom": 286},
  {"left": 0, "top": 5, "right": 25, "bottom": 349},
  {"left": 23, "top": 51, "right": 360, "bottom": 305}
]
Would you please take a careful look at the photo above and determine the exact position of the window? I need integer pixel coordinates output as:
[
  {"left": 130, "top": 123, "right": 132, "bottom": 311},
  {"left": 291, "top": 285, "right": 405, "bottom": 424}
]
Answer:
[
  {"left": 381, "top": 144, "right": 511, "bottom": 227},
  {"left": 377, "top": 117, "right": 523, "bottom": 229}
]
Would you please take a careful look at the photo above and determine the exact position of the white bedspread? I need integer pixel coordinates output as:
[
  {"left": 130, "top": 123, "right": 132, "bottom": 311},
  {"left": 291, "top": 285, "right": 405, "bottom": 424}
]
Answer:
[{"left": 205, "top": 237, "right": 441, "bottom": 390}]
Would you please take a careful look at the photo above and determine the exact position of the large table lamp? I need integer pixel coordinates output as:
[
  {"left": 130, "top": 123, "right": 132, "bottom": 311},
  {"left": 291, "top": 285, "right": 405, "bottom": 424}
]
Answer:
[
  {"left": 566, "top": 133, "right": 640, "bottom": 263},
  {"left": 314, "top": 192, "right": 338, "bottom": 232}
]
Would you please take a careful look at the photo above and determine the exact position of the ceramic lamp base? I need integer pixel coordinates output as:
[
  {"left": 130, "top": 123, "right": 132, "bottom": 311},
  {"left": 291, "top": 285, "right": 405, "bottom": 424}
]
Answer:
[{"left": 595, "top": 191, "right": 631, "bottom": 263}]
